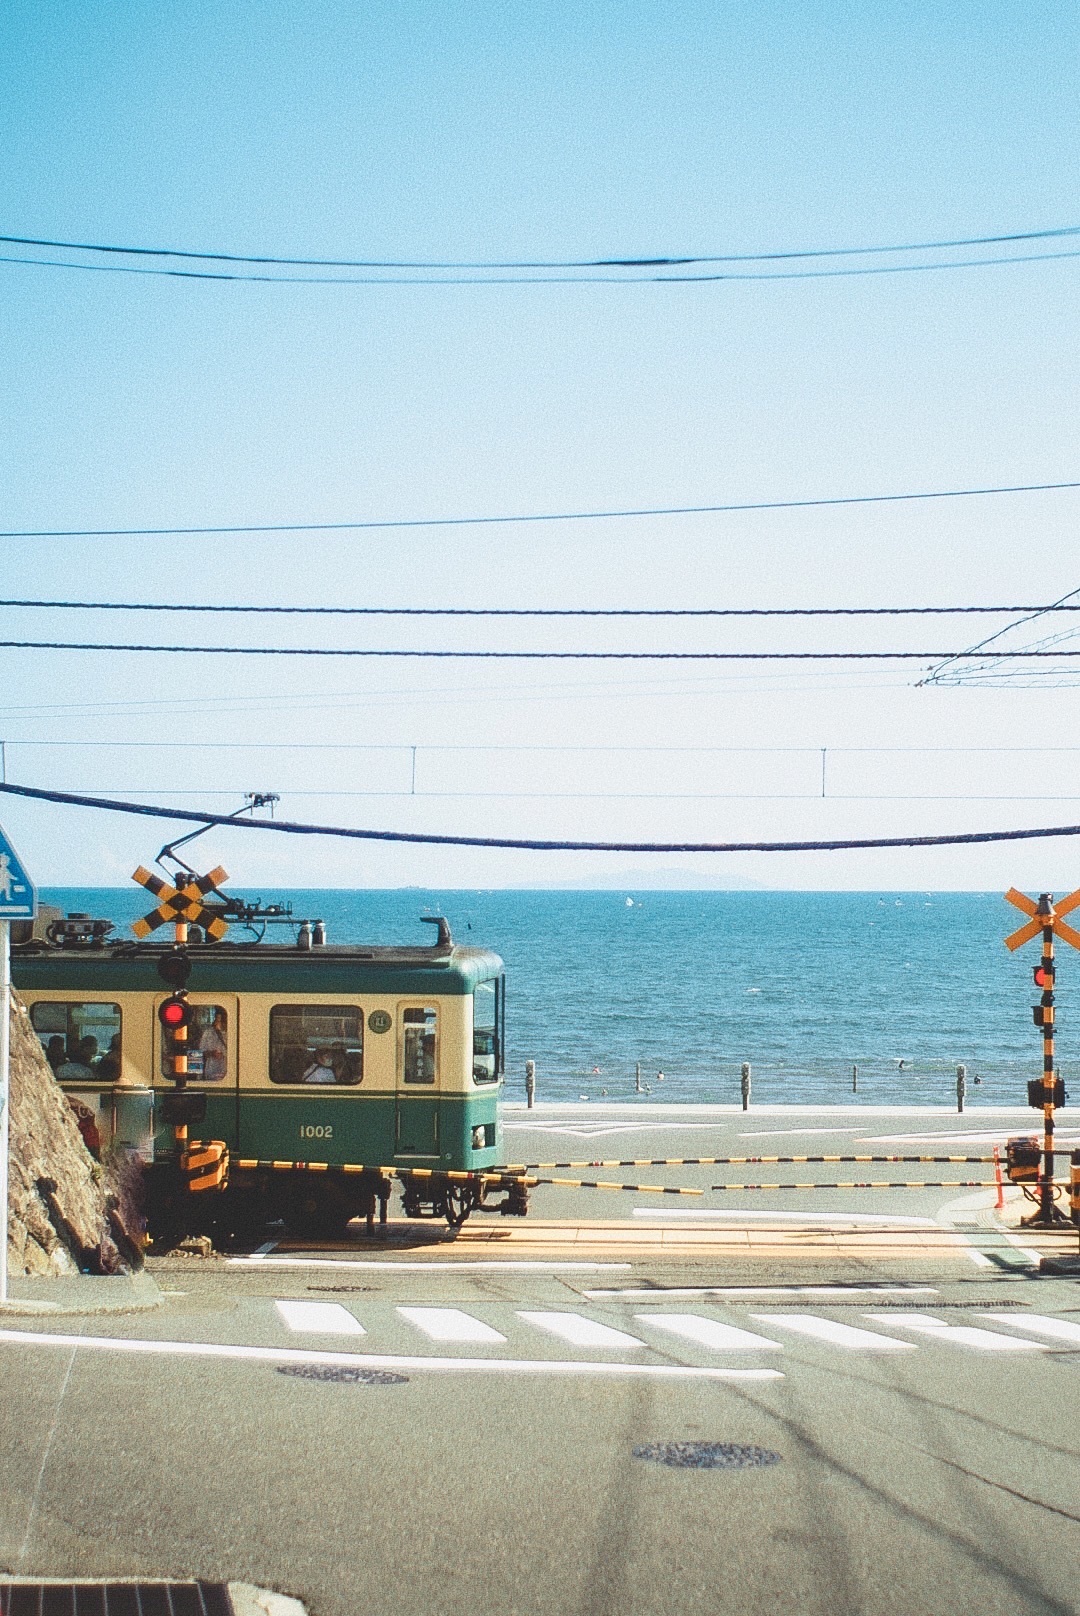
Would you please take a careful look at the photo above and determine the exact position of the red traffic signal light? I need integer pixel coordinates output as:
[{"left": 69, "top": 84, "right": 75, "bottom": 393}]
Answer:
[
  {"left": 1033, "top": 965, "right": 1053, "bottom": 988},
  {"left": 158, "top": 994, "right": 191, "bottom": 1031}
]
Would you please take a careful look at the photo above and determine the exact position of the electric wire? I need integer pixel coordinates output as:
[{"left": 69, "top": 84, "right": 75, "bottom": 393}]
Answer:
[
  {"left": 4, "top": 476, "right": 1078, "bottom": 536},
  {"left": 5, "top": 220, "right": 1080, "bottom": 269},
  {"left": 5, "top": 779, "right": 1080, "bottom": 854},
  {"left": 3, "top": 598, "right": 1080, "bottom": 618},
  {"left": 5, "top": 247, "right": 1080, "bottom": 285},
  {"left": 3, "top": 639, "right": 1080, "bottom": 661}
]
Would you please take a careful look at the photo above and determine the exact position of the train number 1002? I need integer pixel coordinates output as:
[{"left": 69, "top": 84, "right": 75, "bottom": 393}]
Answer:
[{"left": 300, "top": 1124, "right": 333, "bottom": 1139}]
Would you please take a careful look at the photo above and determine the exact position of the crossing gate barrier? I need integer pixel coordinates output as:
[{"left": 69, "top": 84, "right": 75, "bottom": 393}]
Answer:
[{"left": 182, "top": 1140, "right": 229, "bottom": 1194}]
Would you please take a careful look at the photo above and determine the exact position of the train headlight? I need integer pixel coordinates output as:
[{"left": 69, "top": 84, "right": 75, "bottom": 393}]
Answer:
[{"left": 472, "top": 1125, "right": 487, "bottom": 1150}]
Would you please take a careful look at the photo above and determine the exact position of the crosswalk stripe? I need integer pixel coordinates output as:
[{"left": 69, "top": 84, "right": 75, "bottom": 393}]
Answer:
[
  {"left": 751, "top": 1314, "right": 914, "bottom": 1350},
  {"left": 397, "top": 1308, "right": 507, "bottom": 1344},
  {"left": 516, "top": 1311, "right": 645, "bottom": 1349},
  {"left": 862, "top": 1313, "right": 1045, "bottom": 1351},
  {"left": 635, "top": 1314, "right": 783, "bottom": 1351},
  {"left": 584, "top": 1285, "right": 938, "bottom": 1300},
  {"left": 980, "top": 1313, "right": 1080, "bottom": 1345},
  {"left": 275, "top": 1300, "right": 365, "bottom": 1336}
]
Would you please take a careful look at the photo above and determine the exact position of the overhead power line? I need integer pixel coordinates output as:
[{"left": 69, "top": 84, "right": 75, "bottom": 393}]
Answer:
[
  {"left": 3, "top": 476, "right": 1078, "bottom": 537},
  {"left": 4, "top": 779, "right": 1080, "bottom": 854},
  {"left": 3, "top": 223, "right": 1080, "bottom": 284},
  {"left": 5, "top": 221, "right": 1080, "bottom": 270},
  {"left": 2, "top": 640, "right": 1080, "bottom": 661},
  {"left": 2, "top": 597, "right": 1080, "bottom": 619}
]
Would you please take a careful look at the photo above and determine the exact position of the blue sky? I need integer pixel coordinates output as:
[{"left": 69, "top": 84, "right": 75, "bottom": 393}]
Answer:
[{"left": 1, "top": 1, "right": 1079, "bottom": 891}]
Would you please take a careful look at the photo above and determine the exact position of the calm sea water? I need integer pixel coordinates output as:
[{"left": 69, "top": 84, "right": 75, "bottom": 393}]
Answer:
[{"left": 41, "top": 887, "right": 1066, "bottom": 1109}]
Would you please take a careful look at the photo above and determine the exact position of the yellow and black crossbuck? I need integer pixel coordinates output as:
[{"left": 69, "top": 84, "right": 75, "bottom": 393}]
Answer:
[{"left": 131, "top": 865, "right": 230, "bottom": 940}]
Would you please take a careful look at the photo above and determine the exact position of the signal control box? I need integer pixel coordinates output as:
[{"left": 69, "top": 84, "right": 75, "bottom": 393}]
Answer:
[
  {"left": 1005, "top": 1136, "right": 1042, "bottom": 1184},
  {"left": 1027, "top": 1078, "right": 1066, "bottom": 1109}
]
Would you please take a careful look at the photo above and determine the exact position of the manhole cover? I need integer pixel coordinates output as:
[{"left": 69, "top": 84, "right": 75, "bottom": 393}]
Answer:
[
  {"left": 277, "top": 1364, "right": 408, "bottom": 1385},
  {"left": 633, "top": 1442, "right": 781, "bottom": 1470}
]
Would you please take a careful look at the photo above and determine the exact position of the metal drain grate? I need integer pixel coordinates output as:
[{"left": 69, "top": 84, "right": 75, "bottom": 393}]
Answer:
[
  {"left": 276, "top": 1364, "right": 407, "bottom": 1385},
  {"left": 633, "top": 1442, "right": 781, "bottom": 1471},
  {"left": 0, "top": 1583, "right": 231, "bottom": 1615}
]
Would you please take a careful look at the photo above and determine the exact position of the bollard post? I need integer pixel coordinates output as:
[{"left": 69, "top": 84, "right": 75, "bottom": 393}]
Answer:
[
  {"left": 993, "top": 1142, "right": 1005, "bottom": 1210},
  {"left": 852, "top": 1064, "right": 858, "bottom": 1094},
  {"left": 525, "top": 1060, "right": 536, "bottom": 1109},
  {"left": 741, "top": 1062, "right": 751, "bottom": 1111},
  {"left": 956, "top": 1064, "right": 966, "bottom": 1114}
]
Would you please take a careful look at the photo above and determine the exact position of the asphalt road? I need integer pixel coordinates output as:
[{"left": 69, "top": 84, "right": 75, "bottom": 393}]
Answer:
[{"left": 2, "top": 1105, "right": 1079, "bottom": 1616}]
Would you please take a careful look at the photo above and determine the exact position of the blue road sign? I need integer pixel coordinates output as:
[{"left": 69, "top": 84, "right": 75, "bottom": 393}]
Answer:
[{"left": 0, "top": 822, "right": 36, "bottom": 918}]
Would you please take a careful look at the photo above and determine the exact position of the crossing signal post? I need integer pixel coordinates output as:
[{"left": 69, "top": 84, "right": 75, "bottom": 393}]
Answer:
[{"left": 1004, "top": 887, "right": 1080, "bottom": 1227}]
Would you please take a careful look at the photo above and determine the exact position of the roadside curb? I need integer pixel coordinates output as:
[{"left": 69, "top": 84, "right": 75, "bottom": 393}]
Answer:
[{"left": 0, "top": 1269, "right": 162, "bottom": 1316}]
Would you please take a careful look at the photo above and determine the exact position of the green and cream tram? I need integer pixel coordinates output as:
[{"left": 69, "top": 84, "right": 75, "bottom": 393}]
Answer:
[{"left": 12, "top": 911, "right": 510, "bottom": 1233}]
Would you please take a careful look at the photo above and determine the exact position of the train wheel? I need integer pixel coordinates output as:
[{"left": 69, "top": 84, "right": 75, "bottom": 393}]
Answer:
[{"left": 444, "top": 1184, "right": 473, "bottom": 1228}]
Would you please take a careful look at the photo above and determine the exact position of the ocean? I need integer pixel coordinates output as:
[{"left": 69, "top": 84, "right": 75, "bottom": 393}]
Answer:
[{"left": 39, "top": 886, "right": 1065, "bottom": 1111}]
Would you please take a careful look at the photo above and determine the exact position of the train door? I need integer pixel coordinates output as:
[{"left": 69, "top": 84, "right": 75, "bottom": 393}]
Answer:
[
  {"left": 153, "top": 994, "right": 240, "bottom": 1151},
  {"left": 394, "top": 1004, "right": 440, "bottom": 1160}
]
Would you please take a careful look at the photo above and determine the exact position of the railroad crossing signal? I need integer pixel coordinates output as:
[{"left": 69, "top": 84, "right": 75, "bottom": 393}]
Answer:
[
  {"left": 1003, "top": 887, "right": 1080, "bottom": 1228},
  {"left": 131, "top": 865, "right": 230, "bottom": 940},
  {"left": 1004, "top": 886, "right": 1080, "bottom": 954}
]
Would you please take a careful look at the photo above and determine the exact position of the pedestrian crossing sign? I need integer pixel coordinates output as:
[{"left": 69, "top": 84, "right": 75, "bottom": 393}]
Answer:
[{"left": 0, "top": 823, "right": 36, "bottom": 919}]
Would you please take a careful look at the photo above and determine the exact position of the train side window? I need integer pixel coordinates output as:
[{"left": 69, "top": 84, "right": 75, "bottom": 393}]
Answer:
[
  {"left": 29, "top": 1001, "right": 123, "bottom": 1082},
  {"left": 269, "top": 1005, "right": 363, "bottom": 1085},
  {"left": 160, "top": 1005, "right": 229, "bottom": 1082},
  {"left": 472, "top": 981, "right": 498, "bottom": 1084},
  {"left": 402, "top": 1007, "right": 437, "bottom": 1084}
]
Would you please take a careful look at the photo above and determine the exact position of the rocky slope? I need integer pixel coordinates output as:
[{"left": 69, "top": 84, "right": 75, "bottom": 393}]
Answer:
[{"left": 6, "top": 989, "right": 142, "bottom": 1276}]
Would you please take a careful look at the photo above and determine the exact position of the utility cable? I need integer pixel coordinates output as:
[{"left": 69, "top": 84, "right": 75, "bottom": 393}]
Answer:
[
  {"left": 4, "top": 247, "right": 1080, "bottom": 285},
  {"left": 3, "top": 639, "right": 1080, "bottom": 661},
  {"left": 2, "top": 598, "right": 1080, "bottom": 618},
  {"left": 4, "top": 779, "right": 1080, "bottom": 855},
  {"left": 918, "top": 583, "right": 1080, "bottom": 686},
  {"left": 5, "top": 477, "right": 1076, "bottom": 537},
  {"left": 5, "top": 220, "right": 1080, "bottom": 269}
]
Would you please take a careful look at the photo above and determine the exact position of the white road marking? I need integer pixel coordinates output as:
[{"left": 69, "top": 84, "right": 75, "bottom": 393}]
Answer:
[
  {"left": 863, "top": 1129, "right": 1065, "bottom": 1146},
  {"left": 397, "top": 1308, "right": 507, "bottom": 1344},
  {"left": 584, "top": 1284, "right": 938, "bottom": 1299},
  {"left": 752, "top": 1314, "right": 914, "bottom": 1351},
  {"left": 501, "top": 1123, "right": 667, "bottom": 1138},
  {"left": 862, "top": 1313, "right": 1045, "bottom": 1351},
  {"left": 229, "top": 1257, "right": 630, "bottom": 1272},
  {"left": 275, "top": 1300, "right": 365, "bottom": 1335},
  {"left": 0, "top": 1327, "right": 780, "bottom": 1380},
  {"left": 965, "top": 1250, "right": 994, "bottom": 1268},
  {"left": 249, "top": 1241, "right": 278, "bottom": 1260},
  {"left": 980, "top": 1313, "right": 1080, "bottom": 1345},
  {"left": 516, "top": 1312, "right": 645, "bottom": 1348},
  {"left": 636, "top": 1314, "right": 782, "bottom": 1351},
  {"left": 631, "top": 1209, "right": 938, "bottom": 1227},
  {"left": 738, "top": 1128, "right": 862, "bottom": 1139}
]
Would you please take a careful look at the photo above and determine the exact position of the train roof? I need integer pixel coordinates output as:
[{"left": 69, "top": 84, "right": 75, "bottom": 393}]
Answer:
[{"left": 11, "top": 939, "right": 504, "bottom": 996}]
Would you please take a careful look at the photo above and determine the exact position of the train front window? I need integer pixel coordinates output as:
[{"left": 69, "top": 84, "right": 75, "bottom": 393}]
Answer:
[
  {"left": 269, "top": 1005, "right": 363, "bottom": 1084},
  {"left": 30, "top": 1001, "right": 122, "bottom": 1082},
  {"left": 402, "top": 1007, "right": 437, "bottom": 1084},
  {"left": 160, "top": 1005, "right": 229, "bottom": 1083},
  {"left": 472, "top": 980, "right": 499, "bottom": 1084}
]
